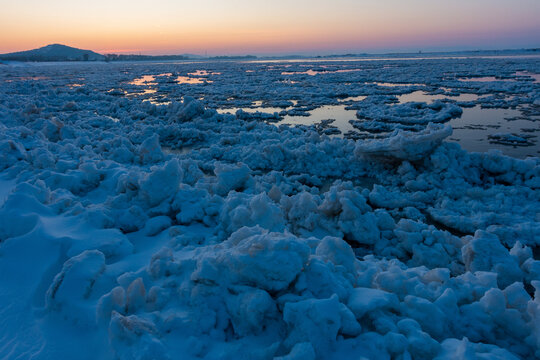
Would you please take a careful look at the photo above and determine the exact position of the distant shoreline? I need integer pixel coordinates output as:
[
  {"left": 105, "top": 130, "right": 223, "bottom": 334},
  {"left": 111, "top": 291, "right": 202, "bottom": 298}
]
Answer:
[
  {"left": 0, "top": 44, "right": 538, "bottom": 63},
  {"left": 2, "top": 52, "right": 540, "bottom": 66}
]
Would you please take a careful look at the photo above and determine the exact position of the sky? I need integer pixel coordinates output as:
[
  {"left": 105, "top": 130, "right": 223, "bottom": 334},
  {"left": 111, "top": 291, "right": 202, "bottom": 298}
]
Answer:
[{"left": 0, "top": 0, "right": 539, "bottom": 55}]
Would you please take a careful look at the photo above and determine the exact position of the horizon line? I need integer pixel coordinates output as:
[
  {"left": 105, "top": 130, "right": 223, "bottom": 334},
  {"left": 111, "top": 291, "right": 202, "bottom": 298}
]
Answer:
[{"left": 3, "top": 43, "right": 539, "bottom": 59}]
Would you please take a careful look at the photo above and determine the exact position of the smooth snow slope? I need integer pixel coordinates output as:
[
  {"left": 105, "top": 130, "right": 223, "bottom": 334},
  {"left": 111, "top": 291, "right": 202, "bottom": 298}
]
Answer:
[{"left": 0, "top": 60, "right": 539, "bottom": 360}]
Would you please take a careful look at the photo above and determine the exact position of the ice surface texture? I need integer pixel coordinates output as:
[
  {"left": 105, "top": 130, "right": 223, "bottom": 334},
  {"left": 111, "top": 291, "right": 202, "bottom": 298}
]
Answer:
[{"left": 0, "top": 58, "right": 539, "bottom": 359}]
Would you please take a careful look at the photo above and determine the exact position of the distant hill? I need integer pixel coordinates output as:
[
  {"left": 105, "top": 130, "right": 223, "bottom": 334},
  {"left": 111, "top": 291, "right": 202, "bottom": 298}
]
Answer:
[
  {"left": 0, "top": 44, "right": 257, "bottom": 63},
  {"left": 0, "top": 44, "right": 105, "bottom": 62}
]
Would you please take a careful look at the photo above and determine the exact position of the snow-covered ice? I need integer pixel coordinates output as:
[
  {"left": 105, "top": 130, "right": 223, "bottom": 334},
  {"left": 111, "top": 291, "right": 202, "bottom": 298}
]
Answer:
[{"left": 0, "top": 55, "right": 539, "bottom": 359}]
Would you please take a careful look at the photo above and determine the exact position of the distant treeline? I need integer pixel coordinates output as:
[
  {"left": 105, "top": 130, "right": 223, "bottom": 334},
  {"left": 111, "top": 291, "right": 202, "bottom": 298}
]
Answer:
[
  {"left": 104, "top": 54, "right": 190, "bottom": 61},
  {"left": 0, "top": 53, "right": 258, "bottom": 63},
  {"left": 207, "top": 55, "right": 257, "bottom": 60},
  {"left": 315, "top": 54, "right": 367, "bottom": 58},
  {"left": 104, "top": 54, "right": 258, "bottom": 61},
  {"left": 2, "top": 47, "right": 538, "bottom": 63},
  {"left": 0, "top": 54, "right": 98, "bottom": 62}
]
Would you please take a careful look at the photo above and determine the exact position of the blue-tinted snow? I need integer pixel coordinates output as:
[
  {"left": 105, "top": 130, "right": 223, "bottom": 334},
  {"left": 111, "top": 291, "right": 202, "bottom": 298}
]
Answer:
[
  {"left": 0, "top": 55, "right": 539, "bottom": 359},
  {"left": 66, "top": 56, "right": 540, "bottom": 157}
]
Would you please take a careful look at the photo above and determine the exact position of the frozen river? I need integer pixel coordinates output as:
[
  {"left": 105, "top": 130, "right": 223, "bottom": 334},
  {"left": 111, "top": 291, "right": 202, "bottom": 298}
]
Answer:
[
  {"left": 0, "top": 54, "right": 539, "bottom": 359},
  {"left": 6, "top": 55, "right": 534, "bottom": 157}
]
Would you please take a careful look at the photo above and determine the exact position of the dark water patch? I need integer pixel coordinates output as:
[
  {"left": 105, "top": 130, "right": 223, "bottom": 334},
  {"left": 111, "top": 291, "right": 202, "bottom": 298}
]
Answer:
[{"left": 449, "top": 106, "right": 539, "bottom": 158}]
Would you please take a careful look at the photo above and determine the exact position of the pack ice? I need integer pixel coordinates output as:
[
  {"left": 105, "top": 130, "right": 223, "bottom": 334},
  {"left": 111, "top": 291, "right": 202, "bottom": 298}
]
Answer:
[{"left": 0, "top": 59, "right": 539, "bottom": 360}]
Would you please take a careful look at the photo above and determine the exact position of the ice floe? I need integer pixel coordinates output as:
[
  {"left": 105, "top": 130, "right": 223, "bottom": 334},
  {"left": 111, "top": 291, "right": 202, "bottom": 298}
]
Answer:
[{"left": 0, "top": 55, "right": 539, "bottom": 359}]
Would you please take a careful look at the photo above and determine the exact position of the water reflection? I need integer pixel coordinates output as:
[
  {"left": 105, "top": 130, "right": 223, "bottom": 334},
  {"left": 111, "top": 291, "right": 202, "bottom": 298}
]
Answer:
[
  {"left": 281, "top": 105, "right": 358, "bottom": 134},
  {"left": 282, "top": 70, "right": 319, "bottom": 76},
  {"left": 338, "top": 95, "right": 367, "bottom": 102},
  {"left": 369, "top": 82, "right": 424, "bottom": 87},
  {"left": 448, "top": 106, "right": 539, "bottom": 158},
  {"left": 398, "top": 91, "right": 481, "bottom": 103},
  {"left": 515, "top": 71, "right": 540, "bottom": 83},
  {"left": 281, "top": 68, "right": 363, "bottom": 76},
  {"left": 228, "top": 99, "right": 540, "bottom": 157},
  {"left": 176, "top": 76, "right": 210, "bottom": 84},
  {"left": 130, "top": 73, "right": 211, "bottom": 86},
  {"left": 217, "top": 106, "right": 286, "bottom": 115},
  {"left": 129, "top": 75, "right": 156, "bottom": 86},
  {"left": 458, "top": 76, "right": 514, "bottom": 82},
  {"left": 128, "top": 89, "right": 157, "bottom": 96},
  {"left": 111, "top": 63, "right": 539, "bottom": 159}
]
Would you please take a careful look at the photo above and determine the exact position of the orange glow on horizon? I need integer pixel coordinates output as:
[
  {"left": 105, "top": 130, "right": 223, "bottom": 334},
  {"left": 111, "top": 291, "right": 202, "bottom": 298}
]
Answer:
[{"left": 1, "top": 0, "right": 538, "bottom": 55}]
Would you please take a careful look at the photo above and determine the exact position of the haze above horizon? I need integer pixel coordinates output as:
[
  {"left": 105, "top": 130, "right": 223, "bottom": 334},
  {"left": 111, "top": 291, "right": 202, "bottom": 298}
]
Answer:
[{"left": 1, "top": 0, "right": 539, "bottom": 56}]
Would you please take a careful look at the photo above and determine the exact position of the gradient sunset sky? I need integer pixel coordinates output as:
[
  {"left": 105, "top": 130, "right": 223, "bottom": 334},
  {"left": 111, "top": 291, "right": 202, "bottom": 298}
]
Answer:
[{"left": 1, "top": 0, "right": 539, "bottom": 55}]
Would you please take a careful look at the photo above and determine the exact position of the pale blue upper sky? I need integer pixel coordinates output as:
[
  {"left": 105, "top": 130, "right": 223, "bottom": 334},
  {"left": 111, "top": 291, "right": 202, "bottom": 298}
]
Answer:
[{"left": 1, "top": 0, "right": 538, "bottom": 54}]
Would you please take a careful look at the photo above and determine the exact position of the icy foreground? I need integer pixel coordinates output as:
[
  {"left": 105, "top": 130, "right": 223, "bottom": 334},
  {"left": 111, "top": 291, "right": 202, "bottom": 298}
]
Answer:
[{"left": 0, "top": 62, "right": 540, "bottom": 360}]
